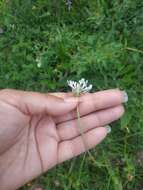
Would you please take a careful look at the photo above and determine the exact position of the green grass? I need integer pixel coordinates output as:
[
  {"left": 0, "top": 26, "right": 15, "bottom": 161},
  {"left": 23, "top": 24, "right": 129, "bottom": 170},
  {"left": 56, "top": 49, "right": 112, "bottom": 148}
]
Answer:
[{"left": 0, "top": 0, "right": 143, "bottom": 189}]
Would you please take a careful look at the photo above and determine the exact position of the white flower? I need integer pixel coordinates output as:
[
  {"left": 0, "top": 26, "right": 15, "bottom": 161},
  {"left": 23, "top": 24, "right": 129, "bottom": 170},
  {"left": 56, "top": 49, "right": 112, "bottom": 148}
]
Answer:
[
  {"left": 66, "top": 0, "right": 72, "bottom": 11},
  {"left": 36, "top": 57, "right": 42, "bottom": 68},
  {"left": 67, "top": 78, "right": 92, "bottom": 96}
]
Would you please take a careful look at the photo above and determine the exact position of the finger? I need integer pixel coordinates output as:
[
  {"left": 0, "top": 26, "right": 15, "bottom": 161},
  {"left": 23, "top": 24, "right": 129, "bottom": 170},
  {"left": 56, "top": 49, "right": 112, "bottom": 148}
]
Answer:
[
  {"left": 57, "top": 105, "right": 124, "bottom": 140},
  {"left": 0, "top": 89, "right": 78, "bottom": 116},
  {"left": 55, "top": 89, "right": 127, "bottom": 124},
  {"left": 58, "top": 127, "right": 107, "bottom": 163},
  {"left": 49, "top": 92, "right": 73, "bottom": 99}
]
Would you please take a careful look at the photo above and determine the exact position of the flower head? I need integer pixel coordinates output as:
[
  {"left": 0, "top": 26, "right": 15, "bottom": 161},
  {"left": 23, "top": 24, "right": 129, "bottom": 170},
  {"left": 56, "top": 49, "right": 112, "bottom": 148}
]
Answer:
[
  {"left": 36, "top": 56, "right": 42, "bottom": 68},
  {"left": 66, "top": 0, "right": 72, "bottom": 11},
  {"left": 67, "top": 78, "right": 92, "bottom": 96}
]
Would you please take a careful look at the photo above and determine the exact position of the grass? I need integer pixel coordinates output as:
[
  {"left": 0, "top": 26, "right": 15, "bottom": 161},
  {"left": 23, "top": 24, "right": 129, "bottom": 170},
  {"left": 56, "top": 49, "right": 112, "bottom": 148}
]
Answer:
[{"left": 0, "top": 0, "right": 143, "bottom": 189}]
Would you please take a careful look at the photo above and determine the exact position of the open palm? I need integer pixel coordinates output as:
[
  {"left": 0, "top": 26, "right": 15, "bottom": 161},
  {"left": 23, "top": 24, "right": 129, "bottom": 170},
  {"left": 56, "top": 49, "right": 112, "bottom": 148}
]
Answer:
[{"left": 0, "top": 89, "right": 125, "bottom": 190}]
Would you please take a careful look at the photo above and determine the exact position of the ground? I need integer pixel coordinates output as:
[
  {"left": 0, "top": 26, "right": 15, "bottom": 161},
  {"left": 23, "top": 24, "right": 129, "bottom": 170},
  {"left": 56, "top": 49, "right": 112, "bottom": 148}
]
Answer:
[{"left": 0, "top": 0, "right": 143, "bottom": 189}]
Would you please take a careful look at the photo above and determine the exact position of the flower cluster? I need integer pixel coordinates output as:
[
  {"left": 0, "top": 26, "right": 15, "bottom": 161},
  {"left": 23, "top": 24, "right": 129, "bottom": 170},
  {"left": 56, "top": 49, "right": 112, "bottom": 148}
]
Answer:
[
  {"left": 66, "top": 0, "right": 72, "bottom": 11},
  {"left": 67, "top": 78, "right": 92, "bottom": 96},
  {"left": 36, "top": 56, "right": 42, "bottom": 68}
]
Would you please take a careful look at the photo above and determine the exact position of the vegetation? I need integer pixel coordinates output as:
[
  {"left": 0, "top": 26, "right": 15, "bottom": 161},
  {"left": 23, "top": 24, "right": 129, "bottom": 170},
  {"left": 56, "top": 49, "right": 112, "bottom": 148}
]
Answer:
[{"left": 0, "top": 0, "right": 143, "bottom": 189}]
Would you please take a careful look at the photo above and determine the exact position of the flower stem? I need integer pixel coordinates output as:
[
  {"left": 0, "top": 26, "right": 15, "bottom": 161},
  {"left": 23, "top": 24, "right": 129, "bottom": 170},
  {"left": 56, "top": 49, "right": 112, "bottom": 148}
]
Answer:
[
  {"left": 125, "top": 47, "right": 143, "bottom": 54},
  {"left": 76, "top": 105, "right": 97, "bottom": 165}
]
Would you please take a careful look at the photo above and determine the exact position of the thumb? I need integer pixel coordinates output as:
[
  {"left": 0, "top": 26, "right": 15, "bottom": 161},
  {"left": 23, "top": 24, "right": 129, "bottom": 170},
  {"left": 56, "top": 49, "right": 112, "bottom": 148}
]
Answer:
[{"left": 0, "top": 90, "right": 79, "bottom": 116}]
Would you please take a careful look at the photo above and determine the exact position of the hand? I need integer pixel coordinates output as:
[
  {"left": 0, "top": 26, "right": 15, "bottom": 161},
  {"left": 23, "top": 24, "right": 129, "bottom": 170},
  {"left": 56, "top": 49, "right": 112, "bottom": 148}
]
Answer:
[{"left": 0, "top": 89, "right": 126, "bottom": 190}]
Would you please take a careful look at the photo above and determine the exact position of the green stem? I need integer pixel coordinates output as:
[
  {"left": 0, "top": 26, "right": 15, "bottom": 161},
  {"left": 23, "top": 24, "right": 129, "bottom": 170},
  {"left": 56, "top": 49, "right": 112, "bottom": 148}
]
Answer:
[
  {"left": 125, "top": 47, "right": 143, "bottom": 54},
  {"left": 76, "top": 105, "right": 97, "bottom": 165}
]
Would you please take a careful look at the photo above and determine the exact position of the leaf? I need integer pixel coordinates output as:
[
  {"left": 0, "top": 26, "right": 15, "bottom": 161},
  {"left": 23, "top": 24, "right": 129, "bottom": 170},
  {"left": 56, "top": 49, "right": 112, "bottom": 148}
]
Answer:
[{"left": 120, "top": 112, "right": 132, "bottom": 130}]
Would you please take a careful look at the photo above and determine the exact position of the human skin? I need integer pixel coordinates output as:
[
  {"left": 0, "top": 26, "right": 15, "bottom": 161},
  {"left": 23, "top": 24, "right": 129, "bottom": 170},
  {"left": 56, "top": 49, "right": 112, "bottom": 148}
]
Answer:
[{"left": 0, "top": 89, "right": 126, "bottom": 190}]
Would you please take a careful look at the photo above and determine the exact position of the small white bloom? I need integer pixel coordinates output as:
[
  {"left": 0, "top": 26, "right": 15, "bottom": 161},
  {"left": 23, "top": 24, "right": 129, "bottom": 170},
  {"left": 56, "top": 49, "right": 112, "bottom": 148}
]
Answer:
[
  {"left": 36, "top": 57, "right": 42, "bottom": 68},
  {"left": 37, "top": 62, "right": 42, "bottom": 68},
  {"left": 66, "top": 0, "right": 72, "bottom": 11},
  {"left": 67, "top": 78, "right": 92, "bottom": 96}
]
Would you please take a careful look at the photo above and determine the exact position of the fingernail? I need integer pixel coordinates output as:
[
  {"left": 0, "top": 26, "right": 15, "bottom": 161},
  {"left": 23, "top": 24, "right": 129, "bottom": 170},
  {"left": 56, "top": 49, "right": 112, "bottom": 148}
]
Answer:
[
  {"left": 64, "top": 97, "right": 79, "bottom": 103},
  {"left": 105, "top": 125, "right": 111, "bottom": 134},
  {"left": 122, "top": 91, "right": 128, "bottom": 103}
]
